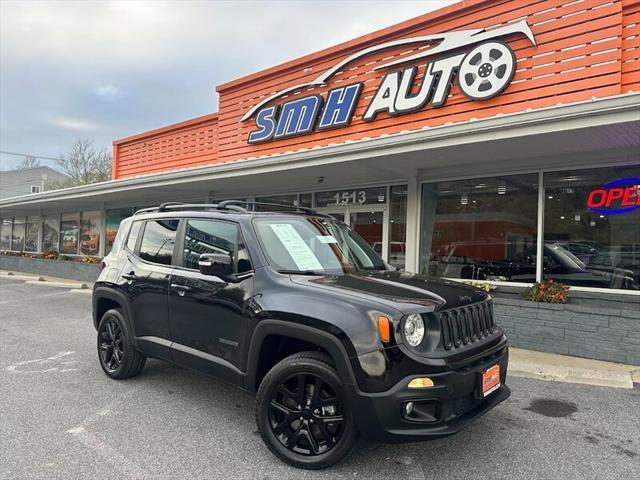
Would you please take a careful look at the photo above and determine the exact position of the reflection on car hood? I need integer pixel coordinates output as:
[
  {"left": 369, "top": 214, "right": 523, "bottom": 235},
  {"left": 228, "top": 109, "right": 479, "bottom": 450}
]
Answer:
[{"left": 290, "top": 270, "right": 490, "bottom": 311}]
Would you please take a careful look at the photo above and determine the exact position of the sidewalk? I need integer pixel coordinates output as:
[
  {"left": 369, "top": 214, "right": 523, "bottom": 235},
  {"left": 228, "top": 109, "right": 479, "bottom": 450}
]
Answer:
[{"left": 1, "top": 269, "right": 638, "bottom": 387}]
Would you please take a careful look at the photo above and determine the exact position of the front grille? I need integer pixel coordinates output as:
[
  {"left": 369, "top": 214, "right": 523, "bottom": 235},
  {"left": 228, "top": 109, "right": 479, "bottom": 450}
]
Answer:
[{"left": 439, "top": 300, "right": 496, "bottom": 350}]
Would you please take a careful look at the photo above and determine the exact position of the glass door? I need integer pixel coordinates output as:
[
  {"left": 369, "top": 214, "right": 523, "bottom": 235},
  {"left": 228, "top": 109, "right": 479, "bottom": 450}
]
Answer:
[{"left": 319, "top": 206, "right": 389, "bottom": 263}]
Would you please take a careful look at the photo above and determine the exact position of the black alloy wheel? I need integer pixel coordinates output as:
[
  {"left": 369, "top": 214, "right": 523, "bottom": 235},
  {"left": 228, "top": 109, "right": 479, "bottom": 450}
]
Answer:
[
  {"left": 256, "top": 352, "right": 357, "bottom": 469},
  {"left": 99, "top": 318, "right": 124, "bottom": 372},
  {"left": 269, "top": 372, "right": 345, "bottom": 456},
  {"left": 96, "top": 309, "right": 146, "bottom": 379}
]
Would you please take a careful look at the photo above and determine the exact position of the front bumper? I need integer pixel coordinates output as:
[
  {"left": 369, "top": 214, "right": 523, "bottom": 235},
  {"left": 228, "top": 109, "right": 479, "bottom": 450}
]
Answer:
[{"left": 347, "top": 345, "right": 510, "bottom": 443}]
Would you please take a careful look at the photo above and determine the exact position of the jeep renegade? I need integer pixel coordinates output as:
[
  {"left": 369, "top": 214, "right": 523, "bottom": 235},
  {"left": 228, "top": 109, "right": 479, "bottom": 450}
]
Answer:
[{"left": 92, "top": 201, "right": 510, "bottom": 469}]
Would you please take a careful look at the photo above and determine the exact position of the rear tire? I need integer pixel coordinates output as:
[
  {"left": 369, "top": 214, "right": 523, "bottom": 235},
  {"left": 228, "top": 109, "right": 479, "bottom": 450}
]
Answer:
[
  {"left": 97, "top": 309, "right": 146, "bottom": 379},
  {"left": 256, "top": 351, "right": 357, "bottom": 469}
]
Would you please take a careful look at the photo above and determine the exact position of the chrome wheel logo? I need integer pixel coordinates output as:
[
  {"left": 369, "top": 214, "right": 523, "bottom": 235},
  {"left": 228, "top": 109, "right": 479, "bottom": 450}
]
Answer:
[{"left": 458, "top": 42, "right": 516, "bottom": 100}]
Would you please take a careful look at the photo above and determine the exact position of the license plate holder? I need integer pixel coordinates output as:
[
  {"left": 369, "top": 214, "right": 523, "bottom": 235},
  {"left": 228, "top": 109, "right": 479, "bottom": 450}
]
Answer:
[{"left": 482, "top": 364, "right": 501, "bottom": 397}]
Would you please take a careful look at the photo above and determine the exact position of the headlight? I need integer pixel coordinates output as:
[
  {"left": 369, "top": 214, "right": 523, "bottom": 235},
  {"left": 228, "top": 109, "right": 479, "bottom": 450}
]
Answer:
[{"left": 404, "top": 313, "right": 425, "bottom": 347}]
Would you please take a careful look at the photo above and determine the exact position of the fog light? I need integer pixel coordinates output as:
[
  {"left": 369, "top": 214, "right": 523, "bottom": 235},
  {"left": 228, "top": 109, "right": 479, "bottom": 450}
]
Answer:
[
  {"left": 404, "top": 402, "right": 414, "bottom": 415},
  {"left": 408, "top": 377, "right": 434, "bottom": 389}
]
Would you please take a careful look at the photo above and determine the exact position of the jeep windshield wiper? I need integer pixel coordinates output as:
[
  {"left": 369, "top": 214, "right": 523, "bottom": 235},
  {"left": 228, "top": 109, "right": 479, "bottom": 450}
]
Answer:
[{"left": 277, "top": 269, "right": 325, "bottom": 275}]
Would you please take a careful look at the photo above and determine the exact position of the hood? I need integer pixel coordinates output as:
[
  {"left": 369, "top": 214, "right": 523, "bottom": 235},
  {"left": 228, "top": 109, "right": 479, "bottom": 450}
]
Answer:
[{"left": 290, "top": 270, "right": 490, "bottom": 312}]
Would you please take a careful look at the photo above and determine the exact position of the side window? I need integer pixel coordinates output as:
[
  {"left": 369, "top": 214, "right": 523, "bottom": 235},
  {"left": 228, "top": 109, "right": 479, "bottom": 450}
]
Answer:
[
  {"left": 182, "top": 219, "right": 238, "bottom": 270},
  {"left": 182, "top": 219, "right": 253, "bottom": 273},
  {"left": 139, "top": 219, "right": 179, "bottom": 265},
  {"left": 126, "top": 220, "right": 143, "bottom": 252}
]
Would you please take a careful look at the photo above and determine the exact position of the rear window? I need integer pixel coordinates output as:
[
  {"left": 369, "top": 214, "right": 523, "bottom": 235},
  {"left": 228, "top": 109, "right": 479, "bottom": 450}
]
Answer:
[
  {"left": 138, "top": 219, "right": 179, "bottom": 265},
  {"left": 109, "top": 218, "right": 131, "bottom": 253}
]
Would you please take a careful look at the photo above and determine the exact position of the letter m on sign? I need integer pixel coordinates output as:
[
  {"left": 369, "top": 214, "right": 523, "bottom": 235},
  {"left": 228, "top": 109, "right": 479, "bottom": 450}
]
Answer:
[{"left": 274, "top": 95, "right": 322, "bottom": 139}]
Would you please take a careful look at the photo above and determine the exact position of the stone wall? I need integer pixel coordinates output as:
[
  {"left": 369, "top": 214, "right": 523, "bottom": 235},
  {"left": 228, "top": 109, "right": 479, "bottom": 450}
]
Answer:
[
  {"left": 493, "top": 291, "right": 640, "bottom": 365},
  {"left": 0, "top": 256, "right": 100, "bottom": 283}
]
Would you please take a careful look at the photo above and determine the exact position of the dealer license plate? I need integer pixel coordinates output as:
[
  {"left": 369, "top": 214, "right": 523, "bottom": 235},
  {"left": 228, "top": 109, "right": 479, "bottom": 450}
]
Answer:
[{"left": 482, "top": 365, "right": 501, "bottom": 397}]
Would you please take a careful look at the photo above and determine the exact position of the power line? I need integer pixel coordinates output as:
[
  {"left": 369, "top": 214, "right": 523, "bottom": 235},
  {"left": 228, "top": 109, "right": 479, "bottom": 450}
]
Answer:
[{"left": 0, "top": 150, "right": 61, "bottom": 162}]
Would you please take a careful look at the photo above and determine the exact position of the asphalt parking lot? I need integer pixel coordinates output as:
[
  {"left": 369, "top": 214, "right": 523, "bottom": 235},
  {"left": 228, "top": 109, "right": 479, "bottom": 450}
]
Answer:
[{"left": 0, "top": 276, "right": 638, "bottom": 480}]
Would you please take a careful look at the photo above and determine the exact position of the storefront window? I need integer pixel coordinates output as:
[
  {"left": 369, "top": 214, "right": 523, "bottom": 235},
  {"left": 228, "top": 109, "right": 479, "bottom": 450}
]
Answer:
[
  {"left": 24, "top": 216, "right": 41, "bottom": 252},
  {"left": 389, "top": 185, "right": 407, "bottom": 270},
  {"left": 42, "top": 215, "right": 60, "bottom": 253},
  {"left": 60, "top": 213, "right": 80, "bottom": 255},
  {"left": 0, "top": 218, "right": 11, "bottom": 250},
  {"left": 315, "top": 187, "right": 387, "bottom": 208},
  {"left": 543, "top": 166, "right": 640, "bottom": 290},
  {"left": 12, "top": 217, "right": 26, "bottom": 251},
  {"left": 80, "top": 211, "right": 101, "bottom": 255},
  {"left": 105, "top": 208, "right": 132, "bottom": 254},
  {"left": 420, "top": 174, "right": 539, "bottom": 282},
  {"left": 299, "top": 193, "right": 312, "bottom": 208},
  {"left": 255, "top": 194, "right": 298, "bottom": 211}
]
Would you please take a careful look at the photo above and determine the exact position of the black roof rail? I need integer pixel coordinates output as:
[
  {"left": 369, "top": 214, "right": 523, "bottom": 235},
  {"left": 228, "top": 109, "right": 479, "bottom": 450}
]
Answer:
[
  {"left": 132, "top": 200, "right": 321, "bottom": 216},
  {"left": 133, "top": 202, "right": 248, "bottom": 216},
  {"left": 218, "top": 199, "right": 319, "bottom": 215}
]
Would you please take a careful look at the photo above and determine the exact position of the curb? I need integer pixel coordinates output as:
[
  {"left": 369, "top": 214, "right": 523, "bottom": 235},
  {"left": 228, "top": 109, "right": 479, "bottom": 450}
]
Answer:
[
  {"left": 1, "top": 273, "right": 45, "bottom": 281},
  {"left": 508, "top": 365, "right": 634, "bottom": 389},
  {"left": 509, "top": 348, "right": 636, "bottom": 389},
  {"left": 24, "top": 280, "right": 89, "bottom": 289},
  {"left": 68, "top": 289, "right": 92, "bottom": 295}
]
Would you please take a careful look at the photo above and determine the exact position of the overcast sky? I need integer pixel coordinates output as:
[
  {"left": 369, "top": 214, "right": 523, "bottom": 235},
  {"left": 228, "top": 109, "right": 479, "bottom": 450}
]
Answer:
[{"left": 0, "top": 0, "right": 456, "bottom": 171}]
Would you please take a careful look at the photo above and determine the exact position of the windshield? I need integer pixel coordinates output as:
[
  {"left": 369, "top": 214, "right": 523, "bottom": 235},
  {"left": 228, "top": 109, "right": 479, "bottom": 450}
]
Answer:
[{"left": 253, "top": 216, "right": 386, "bottom": 274}]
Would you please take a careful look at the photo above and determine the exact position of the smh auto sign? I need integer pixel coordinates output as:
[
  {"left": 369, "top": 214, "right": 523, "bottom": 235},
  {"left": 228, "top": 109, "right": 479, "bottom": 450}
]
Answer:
[{"left": 242, "top": 20, "right": 536, "bottom": 144}]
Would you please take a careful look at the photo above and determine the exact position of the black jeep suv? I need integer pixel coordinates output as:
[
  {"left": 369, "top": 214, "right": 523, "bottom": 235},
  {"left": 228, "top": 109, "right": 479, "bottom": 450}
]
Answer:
[{"left": 93, "top": 201, "right": 510, "bottom": 469}]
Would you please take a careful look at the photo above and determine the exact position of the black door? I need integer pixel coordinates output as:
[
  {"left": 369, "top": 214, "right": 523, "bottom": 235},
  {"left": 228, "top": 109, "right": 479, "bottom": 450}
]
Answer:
[
  {"left": 121, "top": 218, "right": 179, "bottom": 360},
  {"left": 169, "top": 218, "right": 254, "bottom": 382}
]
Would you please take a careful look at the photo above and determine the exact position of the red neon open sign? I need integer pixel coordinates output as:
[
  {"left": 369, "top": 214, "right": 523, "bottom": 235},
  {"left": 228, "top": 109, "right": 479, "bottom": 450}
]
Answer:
[{"left": 586, "top": 178, "right": 640, "bottom": 215}]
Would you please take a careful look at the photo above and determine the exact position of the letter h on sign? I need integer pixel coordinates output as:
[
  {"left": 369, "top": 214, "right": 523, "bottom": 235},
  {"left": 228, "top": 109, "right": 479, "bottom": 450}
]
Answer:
[{"left": 317, "top": 84, "right": 363, "bottom": 129}]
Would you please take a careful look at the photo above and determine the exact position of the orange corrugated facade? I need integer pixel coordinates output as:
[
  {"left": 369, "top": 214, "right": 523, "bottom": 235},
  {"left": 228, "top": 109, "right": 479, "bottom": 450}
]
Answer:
[{"left": 113, "top": 0, "right": 640, "bottom": 180}]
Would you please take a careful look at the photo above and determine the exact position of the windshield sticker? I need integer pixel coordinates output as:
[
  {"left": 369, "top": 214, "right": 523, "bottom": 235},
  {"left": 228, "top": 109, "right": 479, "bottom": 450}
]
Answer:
[
  {"left": 269, "top": 224, "right": 324, "bottom": 271},
  {"left": 316, "top": 235, "right": 338, "bottom": 244}
]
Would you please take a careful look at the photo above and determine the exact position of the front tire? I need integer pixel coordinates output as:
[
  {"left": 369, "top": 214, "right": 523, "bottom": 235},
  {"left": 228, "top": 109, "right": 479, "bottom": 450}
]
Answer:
[
  {"left": 256, "top": 352, "right": 357, "bottom": 469},
  {"left": 97, "top": 309, "right": 146, "bottom": 379}
]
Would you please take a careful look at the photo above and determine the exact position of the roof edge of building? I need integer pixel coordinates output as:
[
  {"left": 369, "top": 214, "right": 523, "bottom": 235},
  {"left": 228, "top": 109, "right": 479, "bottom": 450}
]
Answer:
[
  {"left": 113, "top": 112, "right": 219, "bottom": 145},
  {"left": 2, "top": 93, "right": 638, "bottom": 210}
]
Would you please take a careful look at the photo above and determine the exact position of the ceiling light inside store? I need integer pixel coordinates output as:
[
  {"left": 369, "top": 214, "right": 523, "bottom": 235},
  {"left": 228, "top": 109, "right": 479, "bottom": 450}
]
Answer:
[
  {"left": 461, "top": 194, "right": 468, "bottom": 205},
  {"left": 497, "top": 182, "right": 507, "bottom": 195}
]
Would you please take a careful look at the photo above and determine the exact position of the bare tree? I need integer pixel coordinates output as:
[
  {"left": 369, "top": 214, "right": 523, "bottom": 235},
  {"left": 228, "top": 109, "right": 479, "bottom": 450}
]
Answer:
[
  {"left": 51, "top": 138, "right": 112, "bottom": 188},
  {"left": 17, "top": 155, "right": 40, "bottom": 169}
]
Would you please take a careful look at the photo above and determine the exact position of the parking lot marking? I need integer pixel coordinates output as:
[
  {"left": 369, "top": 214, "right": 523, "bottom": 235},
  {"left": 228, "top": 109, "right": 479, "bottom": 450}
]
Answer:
[
  {"left": 399, "top": 455, "right": 427, "bottom": 480},
  {"left": 67, "top": 425, "right": 149, "bottom": 479},
  {"left": 5, "top": 351, "right": 79, "bottom": 374}
]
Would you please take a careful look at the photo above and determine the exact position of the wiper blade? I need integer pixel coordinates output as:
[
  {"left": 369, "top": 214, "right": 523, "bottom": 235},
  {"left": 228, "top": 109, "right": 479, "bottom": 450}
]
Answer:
[{"left": 277, "top": 269, "right": 325, "bottom": 275}]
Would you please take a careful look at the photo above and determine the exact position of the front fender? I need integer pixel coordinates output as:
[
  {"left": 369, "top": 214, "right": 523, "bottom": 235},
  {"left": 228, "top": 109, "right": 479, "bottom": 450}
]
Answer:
[{"left": 244, "top": 319, "right": 359, "bottom": 393}]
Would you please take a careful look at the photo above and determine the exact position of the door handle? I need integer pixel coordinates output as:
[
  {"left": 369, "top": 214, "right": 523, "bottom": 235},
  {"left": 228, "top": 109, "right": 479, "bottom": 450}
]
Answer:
[{"left": 171, "top": 283, "right": 192, "bottom": 296}]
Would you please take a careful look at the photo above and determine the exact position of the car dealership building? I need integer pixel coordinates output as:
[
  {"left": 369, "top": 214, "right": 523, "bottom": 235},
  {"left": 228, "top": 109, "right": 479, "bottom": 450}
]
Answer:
[{"left": 1, "top": 0, "right": 639, "bottom": 363}]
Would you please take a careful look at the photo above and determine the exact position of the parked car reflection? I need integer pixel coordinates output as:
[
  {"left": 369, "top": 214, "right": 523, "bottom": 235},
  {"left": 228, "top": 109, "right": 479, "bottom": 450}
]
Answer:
[{"left": 429, "top": 242, "right": 638, "bottom": 290}]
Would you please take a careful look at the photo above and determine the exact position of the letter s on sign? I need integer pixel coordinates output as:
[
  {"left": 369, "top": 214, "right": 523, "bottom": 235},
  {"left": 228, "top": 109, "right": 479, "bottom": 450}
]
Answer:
[{"left": 248, "top": 106, "right": 279, "bottom": 144}]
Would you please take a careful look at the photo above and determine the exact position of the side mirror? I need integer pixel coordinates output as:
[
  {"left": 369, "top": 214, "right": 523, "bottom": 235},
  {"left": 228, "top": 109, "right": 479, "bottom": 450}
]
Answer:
[{"left": 198, "top": 253, "right": 234, "bottom": 279}]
